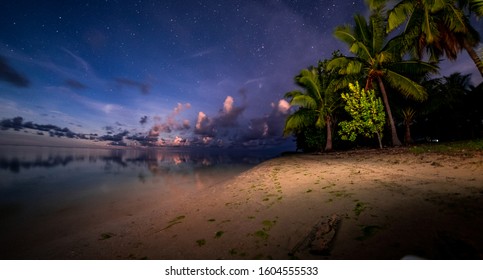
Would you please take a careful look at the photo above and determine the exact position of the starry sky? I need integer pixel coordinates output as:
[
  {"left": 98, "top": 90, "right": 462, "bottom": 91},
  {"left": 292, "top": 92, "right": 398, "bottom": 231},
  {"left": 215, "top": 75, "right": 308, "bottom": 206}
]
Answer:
[{"left": 1, "top": 0, "right": 481, "bottom": 148}]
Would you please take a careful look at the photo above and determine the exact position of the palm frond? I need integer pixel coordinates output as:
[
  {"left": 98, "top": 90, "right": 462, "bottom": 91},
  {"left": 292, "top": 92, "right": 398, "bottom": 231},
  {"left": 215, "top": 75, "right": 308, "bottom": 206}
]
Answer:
[
  {"left": 384, "top": 70, "right": 428, "bottom": 101},
  {"left": 470, "top": 0, "right": 483, "bottom": 16},
  {"left": 284, "top": 90, "right": 303, "bottom": 99},
  {"left": 382, "top": 33, "right": 407, "bottom": 57},
  {"left": 389, "top": 60, "right": 439, "bottom": 77},
  {"left": 444, "top": 2, "right": 469, "bottom": 32},
  {"left": 458, "top": 0, "right": 483, "bottom": 15},
  {"left": 354, "top": 14, "right": 371, "bottom": 45},
  {"left": 350, "top": 41, "right": 373, "bottom": 60},
  {"left": 290, "top": 94, "right": 318, "bottom": 110},
  {"left": 387, "top": 0, "right": 414, "bottom": 32},
  {"left": 369, "top": 9, "right": 386, "bottom": 54},
  {"left": 431, "top": 0, "right": 447, "bottom": 13},
  {"left": 283, "top": 109, "right": 317, "bottom": 136},
  {"left": 334, "top": 25, "right": 358, "bottom": 46},
  {"left": 327, "top": 56, "right": 364, "bottom": 75},
  {"left": 297, "top": 69, "right": 322, "bottom": 101}
]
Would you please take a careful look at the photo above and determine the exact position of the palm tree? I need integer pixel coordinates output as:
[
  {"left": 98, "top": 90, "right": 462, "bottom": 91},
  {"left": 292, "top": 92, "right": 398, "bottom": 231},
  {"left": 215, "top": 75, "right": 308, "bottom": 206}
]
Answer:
[
  {"left": 401, "top": 107, "right": 417, "bottom": 144},
  {"left": 284, "top": 60, "right": 340, "bottom": 152},
  {"left": 386, "top": 0, "right": 483, "bottom": 77},
  {"left": 329, "top": 8, "right": 438, "bottom": 146},
  {"left": 421, "top": 72, "right": 477, "bottom": 139}
]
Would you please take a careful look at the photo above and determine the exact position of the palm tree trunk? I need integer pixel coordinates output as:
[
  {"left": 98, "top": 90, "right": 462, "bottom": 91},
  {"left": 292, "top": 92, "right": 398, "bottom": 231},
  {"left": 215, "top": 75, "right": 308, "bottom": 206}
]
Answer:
[
  {"left": 405, "top": 123, "right": 412, "bottom": 145},
  {"left": 325, "top": 116, "right": 333, "bottom": 152},
  {"left": 376, "top": 76, "right": 402, "bottom": 146},
  {"left": 464, "top": 42, "right": 483, "bottom": 78}
]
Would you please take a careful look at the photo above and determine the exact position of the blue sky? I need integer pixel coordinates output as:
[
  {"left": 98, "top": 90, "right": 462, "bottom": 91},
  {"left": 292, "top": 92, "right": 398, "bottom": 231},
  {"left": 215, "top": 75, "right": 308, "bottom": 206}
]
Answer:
[{"left": 1, "top": 0, "right": 481, "bottom": 148}]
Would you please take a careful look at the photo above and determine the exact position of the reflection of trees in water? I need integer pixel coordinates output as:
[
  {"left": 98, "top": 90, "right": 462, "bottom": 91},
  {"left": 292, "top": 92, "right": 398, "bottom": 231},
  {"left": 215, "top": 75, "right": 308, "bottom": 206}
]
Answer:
[{"left": 0, "top": 148, "right": 267, "bottom": 174}]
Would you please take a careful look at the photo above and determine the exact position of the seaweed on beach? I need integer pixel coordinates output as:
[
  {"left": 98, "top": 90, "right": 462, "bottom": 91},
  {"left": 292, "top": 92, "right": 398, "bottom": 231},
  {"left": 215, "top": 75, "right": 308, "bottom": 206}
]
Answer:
[{"left": 157, "top": 215, "right": 186, "bottom": 232}]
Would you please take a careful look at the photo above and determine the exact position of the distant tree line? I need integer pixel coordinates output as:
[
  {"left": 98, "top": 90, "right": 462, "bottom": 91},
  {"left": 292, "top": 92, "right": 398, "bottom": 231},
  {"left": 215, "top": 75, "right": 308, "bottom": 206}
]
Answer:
[{"left": 284, "top": 0, "right": 483, "bottom": 152}]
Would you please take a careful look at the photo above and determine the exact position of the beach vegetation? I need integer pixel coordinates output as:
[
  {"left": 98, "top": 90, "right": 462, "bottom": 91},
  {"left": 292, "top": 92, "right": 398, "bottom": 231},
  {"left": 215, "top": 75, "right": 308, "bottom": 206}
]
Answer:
[
  {"left": 214, "top": 231, "right": 224, "bottom": 239},
  {"left": 329, "top": 6, "right": 438, "bottom": 146},
  {"left": 353, "top": 201, "right": 369, "bottom": 217},
  {"left": 99, "top": 232, "right": 115, "bottom": 240},
  {"left": 254, "top": 230, "right": 270, "bottom": 240},
  {"left": 262, "top": 220, "right": 276, "bottom": 231},
  {"left": 283, "top": 0, "right": 482, "bottom": 152},
  {"left": 356, "top": 225, "right": 383, "bottom": 241},
  {"left": 384, "top": 0, "right": 483, "bottom": 77},
  {"left": 339, "top": 82, "right": 386, "bottom": 148},
  {"left": 410, "top": 138, "right": 483, "bottom": 154},
  {"left": 284, "top": 54, "right": 343, "bottom": 152}
]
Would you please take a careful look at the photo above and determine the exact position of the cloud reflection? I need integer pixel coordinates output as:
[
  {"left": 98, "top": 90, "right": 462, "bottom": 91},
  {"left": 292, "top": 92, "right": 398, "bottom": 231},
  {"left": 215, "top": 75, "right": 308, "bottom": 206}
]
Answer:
[{"left": 0, "top": 147, "right": 270, "bottom": 177}]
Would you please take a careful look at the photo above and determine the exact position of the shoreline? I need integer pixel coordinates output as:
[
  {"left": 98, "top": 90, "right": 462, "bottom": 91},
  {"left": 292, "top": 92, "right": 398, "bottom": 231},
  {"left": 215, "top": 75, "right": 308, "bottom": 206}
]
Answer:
[{"left": 3, "top": 147, "right": 481, "bottom": 259}]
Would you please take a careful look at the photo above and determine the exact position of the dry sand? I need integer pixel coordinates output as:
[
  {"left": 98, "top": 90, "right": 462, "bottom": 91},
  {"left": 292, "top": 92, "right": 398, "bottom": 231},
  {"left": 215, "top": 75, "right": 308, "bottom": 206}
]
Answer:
[{"left": 11, "top": 147, "right": 483, "bottom": 260}]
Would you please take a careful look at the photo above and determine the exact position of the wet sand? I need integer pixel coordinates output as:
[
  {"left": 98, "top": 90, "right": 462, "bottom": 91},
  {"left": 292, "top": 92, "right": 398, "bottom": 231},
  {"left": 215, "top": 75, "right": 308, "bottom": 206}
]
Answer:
[{"left": 5, "top": 147, "right": 483, "bottom": 260}]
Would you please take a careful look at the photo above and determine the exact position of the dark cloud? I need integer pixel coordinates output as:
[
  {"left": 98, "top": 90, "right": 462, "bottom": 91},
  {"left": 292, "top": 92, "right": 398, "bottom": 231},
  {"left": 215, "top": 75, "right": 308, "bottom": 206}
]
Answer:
[
  {"left": 243, "top": 101, "right": 289, "bottom": 143},
  {"left": 194, "top": 96, "right": 246, "bottom": 138},
  {"left": 193, "top": 97, "right": 291, "bottom": 148},
  {"left": 0, "top": 116, "right": 96, "bottom": 139},
  {"left": 65, "top": 79, "right": 87, "bottom": 90},
  {"left": 99, "top": 130, "right": 129, "bottom": 142},
  {"left": 139, "top": 115, "right": 148, "bottom": 125},
  {"left": 0, "top": 56, "right": 30, "bottom": 88},
  {"left": 126, "top": 133, "right": 158, "bottom": 146},
  {"left": 115, "top": 78, "right": 150, "bottom": 95}
]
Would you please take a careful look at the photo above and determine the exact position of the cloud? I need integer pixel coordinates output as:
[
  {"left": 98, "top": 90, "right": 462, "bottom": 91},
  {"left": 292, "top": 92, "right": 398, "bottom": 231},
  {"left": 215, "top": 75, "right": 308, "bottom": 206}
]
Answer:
[
  {"left": 62, "top": 48, "right": 91, "bottom": 73},
  {"left": 190, "top": 95, "right": 294, "bottom": 148},
  {"left": 277, "top": 99, "right": 291, "bottom": 114},
  {"left": 223, "top": 96, "right": 234, "bottom": 113},
  {"left": 0, "top": 55, "right": 30, "bottom": 87},
  {"left": 194, "top": 96, "right": 246, "bottom": 138},
  {"left": 139, "top": 115, "right": 148, "bottom": 125},
  {"left": 115, "top": 78, "right": 151, "bottom": 95},
  {"left": 182, "top": 119, "right": 191, "bottom": 129},
  {"left": 195, "top": 111, "right": 214, "bottom": 136},
  {"left": 236, "top": 99, "right": 291, "bottom": 147},
  {"left": 148, "top": 102, "right": 192, "bottom": 137}
]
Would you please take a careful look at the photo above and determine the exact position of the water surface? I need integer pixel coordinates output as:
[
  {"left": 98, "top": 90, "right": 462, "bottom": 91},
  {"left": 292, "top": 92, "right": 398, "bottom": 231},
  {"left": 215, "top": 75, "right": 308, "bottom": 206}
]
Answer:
[{"left": 0, "top": 146, "right": 272, "bottom": 259}]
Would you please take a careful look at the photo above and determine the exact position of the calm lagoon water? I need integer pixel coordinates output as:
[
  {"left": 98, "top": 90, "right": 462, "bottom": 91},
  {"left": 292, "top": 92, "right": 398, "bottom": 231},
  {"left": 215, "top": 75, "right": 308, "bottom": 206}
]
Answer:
[{"left": 0, "top": 145, "right": 274, "bottom": 259}]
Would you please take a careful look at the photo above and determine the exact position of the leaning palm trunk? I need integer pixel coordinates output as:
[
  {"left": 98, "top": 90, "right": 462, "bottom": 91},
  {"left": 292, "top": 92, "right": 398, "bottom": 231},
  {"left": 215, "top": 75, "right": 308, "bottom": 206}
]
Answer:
[
  {"left": 463, "top": 42, "right": 483, "bottom": 78},
  {"left": 325, "top": 116, "right": 333, "bottom": 151},
  {"left": 377, "top": 76, "right": 402, "bottom": 146}
]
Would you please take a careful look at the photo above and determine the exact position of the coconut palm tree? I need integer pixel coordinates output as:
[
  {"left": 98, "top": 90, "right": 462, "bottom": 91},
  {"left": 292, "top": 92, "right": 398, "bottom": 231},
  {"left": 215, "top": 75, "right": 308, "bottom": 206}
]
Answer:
[
  {"left": 329, "top": 8, "right": 438, "bottom": 146},
  {"left": 401, "top": 107, "right": 417, "bottom": 144},
  {"left": 284, "top": 60, "right": 340, "bottom": 152},
  {"left": 386, "top": 0, "right": 483, "bottom": 77}
]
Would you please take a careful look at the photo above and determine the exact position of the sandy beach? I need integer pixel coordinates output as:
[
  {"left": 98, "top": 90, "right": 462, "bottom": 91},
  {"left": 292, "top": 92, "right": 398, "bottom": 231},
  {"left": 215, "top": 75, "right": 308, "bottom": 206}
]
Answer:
[{"left": 4, "top": 146, "right": 483, "bottom": 260}]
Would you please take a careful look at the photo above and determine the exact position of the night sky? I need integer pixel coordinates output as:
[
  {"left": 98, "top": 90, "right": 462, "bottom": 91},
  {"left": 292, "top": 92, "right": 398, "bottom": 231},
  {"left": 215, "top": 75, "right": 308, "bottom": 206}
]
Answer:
[{"left": 1, "top": 0, "right": 481, "bottom": 148}]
